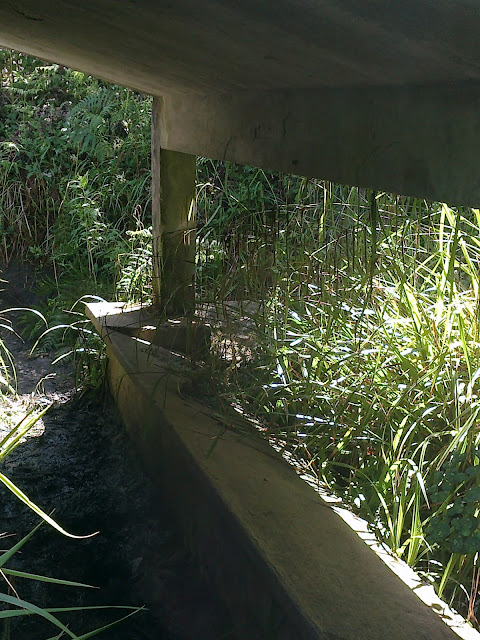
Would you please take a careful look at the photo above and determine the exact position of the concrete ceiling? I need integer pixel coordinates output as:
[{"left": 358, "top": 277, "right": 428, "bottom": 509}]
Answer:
[
  {"left": 2, "top": 1, "right": 480, "bottom": 204},
  {"left": 1, "top": 0, "right": 479, "bottom": 95}
]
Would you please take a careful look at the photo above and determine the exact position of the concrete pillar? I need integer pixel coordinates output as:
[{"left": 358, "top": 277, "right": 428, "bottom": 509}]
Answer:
[{"left": 151, "top": 96, "right": 196, "bottom": 314}]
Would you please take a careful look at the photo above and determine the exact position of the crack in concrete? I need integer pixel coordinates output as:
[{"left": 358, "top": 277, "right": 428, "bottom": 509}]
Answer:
[
  {"left": 14, "top": 8, "right": 44, "bottom": 21},
  {"left": 222, "top": 135, "right": 233, "bottom": 160},
  {"left": 282, "top": 111, "right": 291, "bottom": 139}
]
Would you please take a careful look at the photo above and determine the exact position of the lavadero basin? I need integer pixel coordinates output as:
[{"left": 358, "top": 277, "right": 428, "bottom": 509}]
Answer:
[{"left": 86, "top": 301, "right": 479, "bottom": 640}]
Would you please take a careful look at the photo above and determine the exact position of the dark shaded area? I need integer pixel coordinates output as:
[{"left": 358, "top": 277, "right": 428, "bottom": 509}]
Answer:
[{"left": 1, "top": 392, "right": 237, "bottom": 639}]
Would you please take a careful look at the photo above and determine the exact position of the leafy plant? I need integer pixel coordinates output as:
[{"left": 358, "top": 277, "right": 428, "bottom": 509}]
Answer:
[
  {"left": 197, "top": 187, "right": 480, "bottom": 622},
  {"left": 116, "top": 217, "right": 153, "bottom": 304},
  {"left": 427, "top": 453, "right": 480, "bottom": 556},
  {"left": 0, "top": 349, "right": 138, "bottom": 637},
  {"left": 0, "top": 522, "right": 138, "bottom": 639},
  {"left": 0, "top": 49, "right": 151, "bottom": 335}
]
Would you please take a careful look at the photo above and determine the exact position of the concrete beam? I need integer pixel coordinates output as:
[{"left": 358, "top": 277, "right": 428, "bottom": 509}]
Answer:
[
  {"left": 3, "top": 2, "right": 480, "bottom": 206},
  {"left": 159, "top": 84, "right": 480, "bottom": 207},
  {"left": 2, "top": 2, "right": 480, "bottom": 95},
  {"left": 152, "top": 97, "right": 196, "bottom": 313}
]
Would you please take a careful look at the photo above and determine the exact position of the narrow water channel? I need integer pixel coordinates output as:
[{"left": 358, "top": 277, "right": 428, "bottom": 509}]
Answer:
[
  {"left": 0, "top": 270, "right": 237, "bottom": 640},
  {"left": 2, "top": 393, "right": 237, "bottom": 639}
]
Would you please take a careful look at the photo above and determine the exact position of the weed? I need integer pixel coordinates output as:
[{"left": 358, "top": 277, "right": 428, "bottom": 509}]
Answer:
[{"left": 197, "top": 185, "right": 480, "bottom": 621}]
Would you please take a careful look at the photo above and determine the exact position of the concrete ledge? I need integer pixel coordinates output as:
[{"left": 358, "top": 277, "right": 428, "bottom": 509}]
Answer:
[{"left": 86, "top": 302, "right": 479, "bottom": 640}]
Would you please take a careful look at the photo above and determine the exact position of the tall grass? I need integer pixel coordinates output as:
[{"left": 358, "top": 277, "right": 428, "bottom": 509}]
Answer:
[
  {"left": 0, "top": 50, "right": 152, "bottom": 337},
  {"left": 4, "top": 48, "right": 480, "bottom": 622},
  {"left": 196, "top": 175, "right": 480, "bottom": 624}
]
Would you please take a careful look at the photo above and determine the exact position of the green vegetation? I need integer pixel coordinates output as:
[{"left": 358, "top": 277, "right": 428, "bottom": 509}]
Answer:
[
  {"left": 0, "top": 50, "right": 151, "bottom": 321},
  {"left": 3, "top": 49, "right": 480, "bottom": 627},
  {"left": 197, "top": 174, "right": 480, "bottom": 623},
  {"left": 0, "top": 49, "right": 152, "bottom": 384}
]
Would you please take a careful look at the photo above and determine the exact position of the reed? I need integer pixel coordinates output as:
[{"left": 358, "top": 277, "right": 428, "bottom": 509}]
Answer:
[{"left": 197, "top": 177, "right": 480, "bottom": 621}]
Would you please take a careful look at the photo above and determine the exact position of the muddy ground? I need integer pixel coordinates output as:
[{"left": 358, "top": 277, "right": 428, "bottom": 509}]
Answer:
[{"left": 0, "top": 264, "right": 237, "bottom": 640}]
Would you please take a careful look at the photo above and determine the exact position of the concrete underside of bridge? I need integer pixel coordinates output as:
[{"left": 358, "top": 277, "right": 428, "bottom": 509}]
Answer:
[{"left": 2, "top": 1, "right": 480, "bottom": 205}]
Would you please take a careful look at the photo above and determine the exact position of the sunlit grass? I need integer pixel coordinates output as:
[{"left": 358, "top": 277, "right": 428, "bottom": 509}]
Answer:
[{"left": 195, "top": 177, "right": 480, "bottom": 623}]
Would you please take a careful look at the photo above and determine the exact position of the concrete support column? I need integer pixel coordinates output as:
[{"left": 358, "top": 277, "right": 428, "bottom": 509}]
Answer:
[{"left": 152, "top": 96, "right": 196, "bottom": 314}]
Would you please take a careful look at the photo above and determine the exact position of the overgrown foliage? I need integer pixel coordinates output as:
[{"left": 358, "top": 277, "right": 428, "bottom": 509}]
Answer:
[
  {"left": 0, "top": 49, "right": 153, "bottom": 382},
  {"left": 198, "top": 183, "right": 480, "bottom": 624},
  {"left": 0, "top": 50, "right": 151, "bottom": 316},
  {"left": 4, "top": 48, "right": 480, "bottom": 628}
]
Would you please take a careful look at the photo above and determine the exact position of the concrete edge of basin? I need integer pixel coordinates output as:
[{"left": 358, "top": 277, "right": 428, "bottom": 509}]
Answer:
[{"left": 86, "top": 301, "right": 480, "bottom": 640}]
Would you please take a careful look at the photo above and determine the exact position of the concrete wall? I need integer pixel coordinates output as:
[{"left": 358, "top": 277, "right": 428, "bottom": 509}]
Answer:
[{"left": 86, "top": 302, "right": 479, "bottom": 640}]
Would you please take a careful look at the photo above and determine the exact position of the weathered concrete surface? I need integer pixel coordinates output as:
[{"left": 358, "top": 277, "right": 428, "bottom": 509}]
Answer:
[
  {"left": 86, "top": 301, "right": 479, "bottom": 640},
  {"left": 90, "top": 301, "right": 211, "bottom": 359},
  {"left": 158, "top": 85, "right": 480, "bottom": 207},
  {"left": 3, "top": 2, "right": 480, "bottom": 95},
  {"left": 151, "top": 98, "right": 196, "bottom": 313},
  {"left": 2, "top": 2, "right": 480, "bottom": 204}
]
